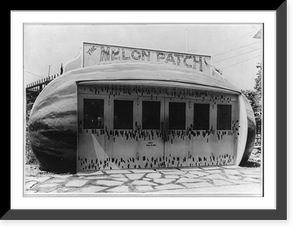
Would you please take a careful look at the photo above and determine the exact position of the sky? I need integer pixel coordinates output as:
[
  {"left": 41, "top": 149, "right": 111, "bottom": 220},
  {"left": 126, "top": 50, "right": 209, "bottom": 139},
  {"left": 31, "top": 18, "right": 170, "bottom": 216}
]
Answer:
[{"left": 24, "top": 23, "right": 262, "bottom": 90}]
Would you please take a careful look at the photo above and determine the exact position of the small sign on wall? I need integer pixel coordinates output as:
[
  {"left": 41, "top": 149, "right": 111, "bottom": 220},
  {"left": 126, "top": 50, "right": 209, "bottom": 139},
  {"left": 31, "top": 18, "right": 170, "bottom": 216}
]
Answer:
[{"left": 146, "top": 141, "right": 157, "bottom": 147}]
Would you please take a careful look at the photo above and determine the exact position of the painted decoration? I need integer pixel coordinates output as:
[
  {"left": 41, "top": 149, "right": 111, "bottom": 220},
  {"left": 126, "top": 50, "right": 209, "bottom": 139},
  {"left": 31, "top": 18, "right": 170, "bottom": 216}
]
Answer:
[
  {"left": 76, "top": 83, "right": 239, "bottom": 171},
  {"left": 239, "top": 94, "right": 256, "bottom": 165}
]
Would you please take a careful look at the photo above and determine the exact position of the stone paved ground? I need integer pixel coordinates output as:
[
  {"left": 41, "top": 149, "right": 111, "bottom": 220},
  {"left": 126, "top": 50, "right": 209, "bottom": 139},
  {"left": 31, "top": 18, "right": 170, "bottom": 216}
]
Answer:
[{"left": 25, "top": 149, "right": 262, "bottom": 196}]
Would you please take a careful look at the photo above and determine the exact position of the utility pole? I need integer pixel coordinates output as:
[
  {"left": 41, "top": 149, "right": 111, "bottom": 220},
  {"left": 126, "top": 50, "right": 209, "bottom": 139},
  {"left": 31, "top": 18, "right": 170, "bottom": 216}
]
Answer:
[
  {"left": 60, "top": 63, "right": 63, "bottom": 75},
  {"left": 185, "top": 27, "right": 189, "bottom": 52},
  {"left": 48, "top": 65, "right": 51, "bottom": 77}
]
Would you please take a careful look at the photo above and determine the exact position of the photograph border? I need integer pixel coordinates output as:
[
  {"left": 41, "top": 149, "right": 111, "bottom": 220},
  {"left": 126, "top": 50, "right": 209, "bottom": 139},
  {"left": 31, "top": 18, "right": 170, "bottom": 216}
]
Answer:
[{"left": 4, "top": 2, "right": 287, "bottom": 220}]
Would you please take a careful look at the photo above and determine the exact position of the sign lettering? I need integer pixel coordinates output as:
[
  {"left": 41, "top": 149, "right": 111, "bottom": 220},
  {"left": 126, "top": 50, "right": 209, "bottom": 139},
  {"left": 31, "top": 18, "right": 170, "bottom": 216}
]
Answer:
[
  {"left": 83, "top": 42, "right": 211, "bottom": 75},
  {"left": 131, "top": 50, "right": 141, "bottom": 60},
  {"left": 146, "top": 141, "right": 156, "bottom": 147},
  {"left": 111, "top": 48, "right": 120, "bottom": 61},
  {"left": 122, "top": 48, "right": 130, "bottom": 60},
  {"left": 183, "top": 55, "right": 192, "bottom": 68},
  {"left": 100, "top": 46, "right": 110, "bottom": 62}
]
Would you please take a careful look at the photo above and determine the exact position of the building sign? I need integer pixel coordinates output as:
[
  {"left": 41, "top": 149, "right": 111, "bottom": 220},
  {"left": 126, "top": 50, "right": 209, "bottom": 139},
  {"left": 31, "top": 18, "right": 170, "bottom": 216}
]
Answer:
[{"left": 83, "top": 42, "right": 212, "bottom": 75}]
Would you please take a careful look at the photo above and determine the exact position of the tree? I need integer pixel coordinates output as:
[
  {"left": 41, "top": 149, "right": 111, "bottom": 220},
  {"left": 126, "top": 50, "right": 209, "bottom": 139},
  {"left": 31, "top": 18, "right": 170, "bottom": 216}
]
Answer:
[
  {"left": 241, "top": 89, "right": 261, "bottom": 120},
  {"left": 254, "top": 63, "right": 262, "bottom": 98},
  {"left": 241, "top": 63, "right": 262, "bottom": 121}
]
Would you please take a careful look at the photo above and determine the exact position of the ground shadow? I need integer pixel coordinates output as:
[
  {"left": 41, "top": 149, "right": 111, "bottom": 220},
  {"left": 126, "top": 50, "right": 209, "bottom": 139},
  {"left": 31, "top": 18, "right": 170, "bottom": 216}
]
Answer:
[{"left": 240, "top": 160, "right": 261, "bottom": 168}]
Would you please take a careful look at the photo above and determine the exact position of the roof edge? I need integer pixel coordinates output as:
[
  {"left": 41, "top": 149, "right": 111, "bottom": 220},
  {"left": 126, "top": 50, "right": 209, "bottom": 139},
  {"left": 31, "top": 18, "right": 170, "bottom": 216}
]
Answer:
[{"left": 76, "top": 79, "right": 241, "bottom": 94}]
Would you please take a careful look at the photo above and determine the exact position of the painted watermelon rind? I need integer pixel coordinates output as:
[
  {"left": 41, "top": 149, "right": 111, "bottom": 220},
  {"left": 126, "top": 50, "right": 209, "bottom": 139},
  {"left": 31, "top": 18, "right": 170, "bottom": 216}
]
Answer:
[{"left": 28, "top": 63, "right": 255, "bottom": 173}]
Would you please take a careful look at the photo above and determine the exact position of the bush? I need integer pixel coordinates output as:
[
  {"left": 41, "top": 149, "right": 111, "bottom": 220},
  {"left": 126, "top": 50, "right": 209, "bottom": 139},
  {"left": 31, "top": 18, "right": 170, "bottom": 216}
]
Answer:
[{"left": 26, "top": 102, "right": 39, "bottom": 165}]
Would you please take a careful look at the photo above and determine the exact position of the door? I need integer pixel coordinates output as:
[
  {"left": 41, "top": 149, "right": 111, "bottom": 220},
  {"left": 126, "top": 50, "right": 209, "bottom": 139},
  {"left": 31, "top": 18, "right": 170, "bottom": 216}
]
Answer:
[
  {"left": 164, "top": 98, "right": 192, "bottom": 167},
  {"left": 136, "top": 97, "right": 165, "bottom": 168},
  {"left": 77, "top": 94, "right": 108, "bottom": 171},
  {"left": 110, "top": 98, "right": 138, "bottom": 169},
  {"left": 136, "top": 97, "right": 193, "bottom": 168}
]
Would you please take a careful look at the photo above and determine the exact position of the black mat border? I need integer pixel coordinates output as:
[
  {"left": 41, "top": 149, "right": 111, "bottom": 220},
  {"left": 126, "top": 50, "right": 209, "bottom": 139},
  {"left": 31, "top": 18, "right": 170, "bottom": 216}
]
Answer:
[{"left": 4, "top": 2, "right": 287, "bottom": 220}]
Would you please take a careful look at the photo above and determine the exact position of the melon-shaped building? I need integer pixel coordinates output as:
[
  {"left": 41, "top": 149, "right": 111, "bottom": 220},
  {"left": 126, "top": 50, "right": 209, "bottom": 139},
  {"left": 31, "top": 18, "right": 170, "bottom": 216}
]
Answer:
[{"left": 28, "top": 42, "right": 255, "bottom": 173}]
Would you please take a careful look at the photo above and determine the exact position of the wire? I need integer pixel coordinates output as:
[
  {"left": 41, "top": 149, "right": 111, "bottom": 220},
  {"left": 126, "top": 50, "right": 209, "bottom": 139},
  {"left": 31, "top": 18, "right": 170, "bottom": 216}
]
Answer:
[
  {"left": 25, "top": 71, "right": 44, "bottom": 79},
  {"left": 212, "top": 41, "right": 261, "bottom": 57},
  {"left": 189, "top": 29, "right": 257, "bottom": 53},
  {"left": 213, "top": 48, "right": 261, "bottom": 63},
  {"left": 251, "top": 24, "right": 260, "bottom": 32},
  {"left": 219, "top": 55, "right": 261, "bottom": 70}
]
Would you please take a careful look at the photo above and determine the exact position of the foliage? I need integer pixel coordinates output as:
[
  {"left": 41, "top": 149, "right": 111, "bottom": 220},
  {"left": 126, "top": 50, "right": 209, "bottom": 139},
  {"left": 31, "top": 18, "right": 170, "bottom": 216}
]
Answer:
[
  {"left": 254, "top": 64, "right": 262, "bottom": 94},
  {"left": 241, "top": 89, "right": 261, "bottom": 120},
  {"left": 26, "top": 102, "right": 39, "bottom": 165},
  {"left": 241, "top": 63, "right": 262, "bottom": 121}
]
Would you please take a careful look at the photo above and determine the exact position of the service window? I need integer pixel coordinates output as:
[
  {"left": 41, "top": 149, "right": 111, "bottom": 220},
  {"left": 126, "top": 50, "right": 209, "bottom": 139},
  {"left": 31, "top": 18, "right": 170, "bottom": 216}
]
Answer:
[
  {"left": 217, "top": 104, "right": 232, "bottom": 130},
  {"left": 194, "top": 103, "right": 210, "bottom": 130},
  {"left": 114, "top": 100, "right": 134, "bottom": 129},
  {"left": 83, "top": 99, "right": 104, "bottom": 129},
  {"left": 169, "top": 102, "right": 186, "bottom": 130},
  {"left": 142, "top": 101, "right": 161, "bottom": 129}
]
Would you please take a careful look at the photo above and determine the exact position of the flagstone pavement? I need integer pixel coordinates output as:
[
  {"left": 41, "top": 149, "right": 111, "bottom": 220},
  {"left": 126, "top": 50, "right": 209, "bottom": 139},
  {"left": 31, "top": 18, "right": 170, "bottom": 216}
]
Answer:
[{"left": 25, "top": 164, "right": 262, "bottom": 196}]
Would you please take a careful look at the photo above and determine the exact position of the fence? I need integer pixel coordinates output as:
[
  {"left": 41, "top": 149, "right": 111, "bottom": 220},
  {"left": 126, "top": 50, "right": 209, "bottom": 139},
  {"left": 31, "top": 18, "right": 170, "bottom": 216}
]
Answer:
[
  {"left": 255, "top": 120, "right": 261, "bottom": 147},
  {"left": 26, "top": 73, "right": 60, "bottom": 103}
]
